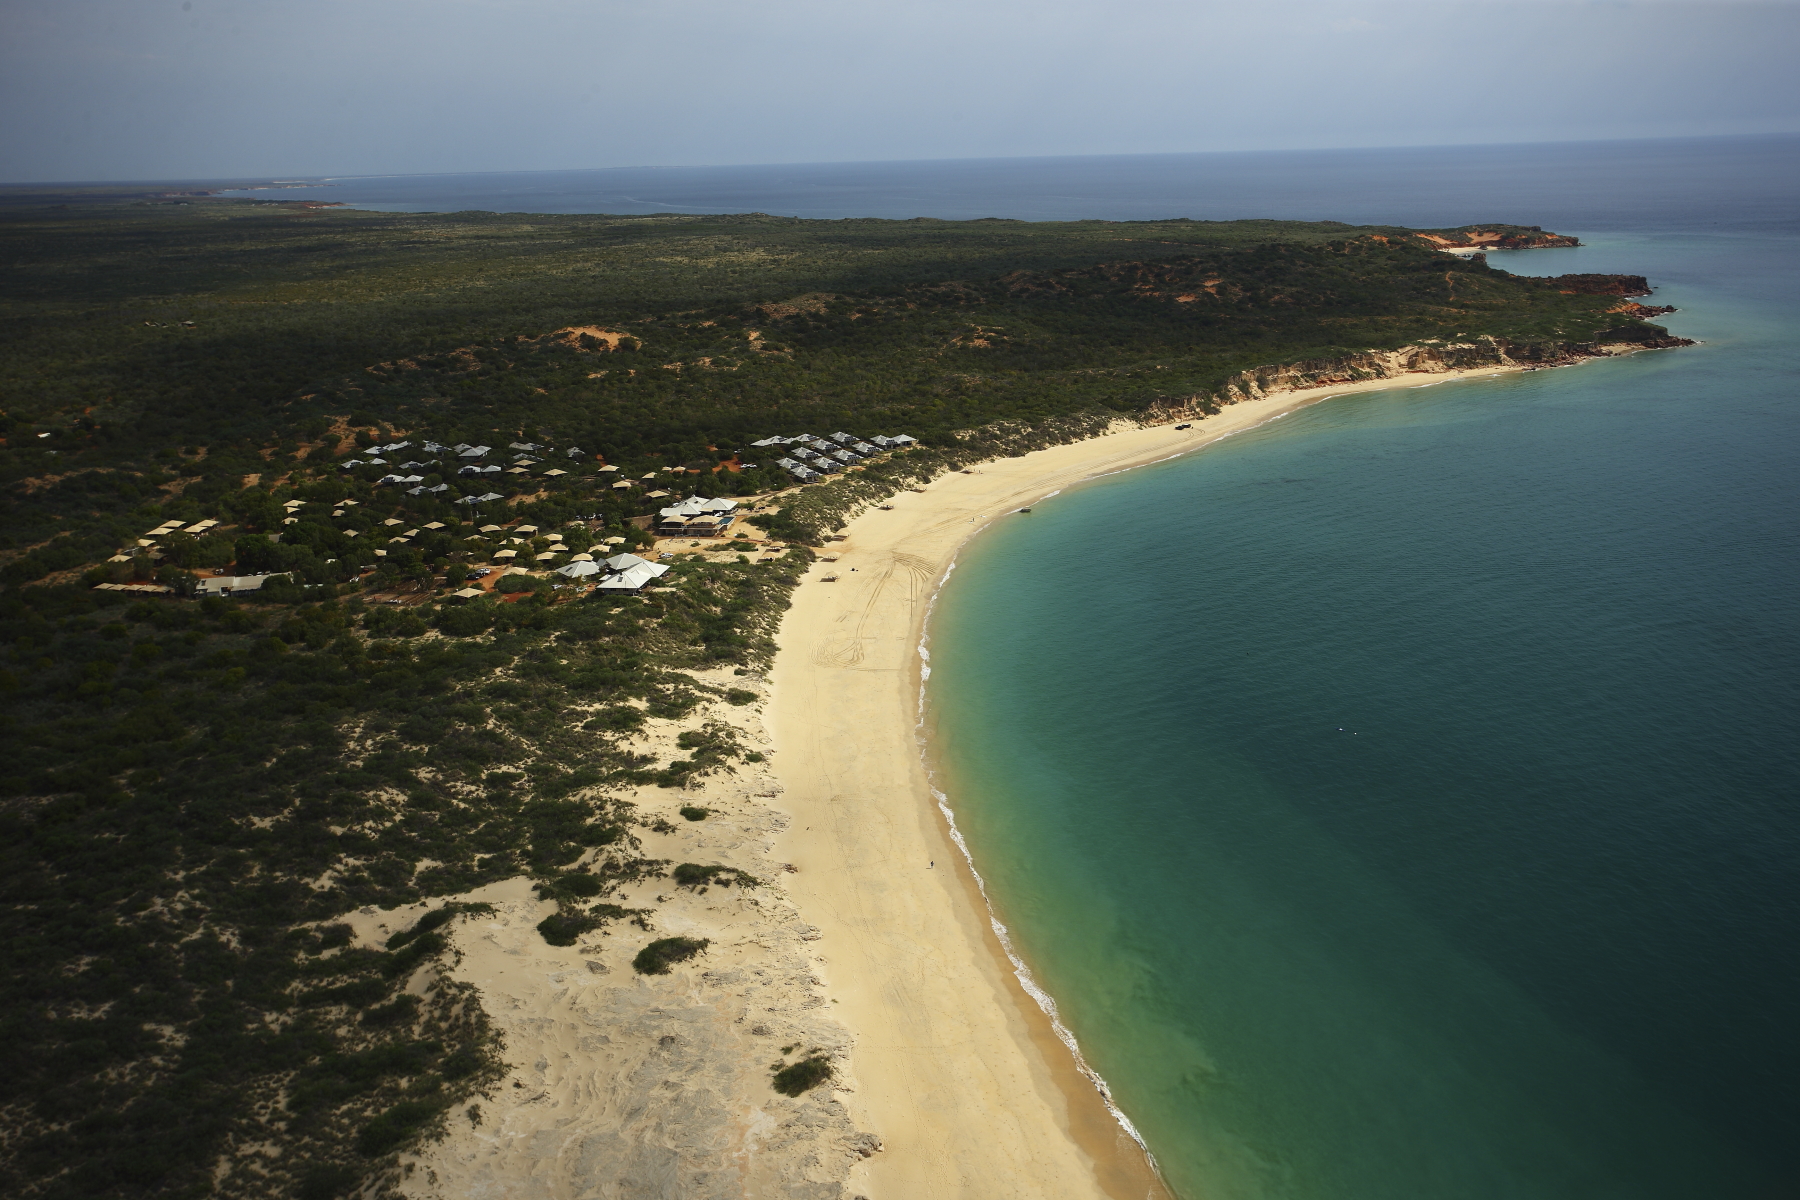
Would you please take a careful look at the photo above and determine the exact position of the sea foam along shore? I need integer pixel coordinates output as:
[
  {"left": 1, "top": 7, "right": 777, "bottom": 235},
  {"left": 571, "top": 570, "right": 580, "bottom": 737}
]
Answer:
[{"left": 763, "top": 352, "right": 1633, "bottom": 1200}]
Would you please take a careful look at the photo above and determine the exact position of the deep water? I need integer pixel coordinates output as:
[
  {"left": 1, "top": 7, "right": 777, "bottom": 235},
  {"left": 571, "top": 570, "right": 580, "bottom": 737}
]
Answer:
[
  {"left": 221, "top": 133, "right": 1800, "bottom": 234},
  {"left": 928, "top": 221, "right": 1800, "bottom": 1194}
]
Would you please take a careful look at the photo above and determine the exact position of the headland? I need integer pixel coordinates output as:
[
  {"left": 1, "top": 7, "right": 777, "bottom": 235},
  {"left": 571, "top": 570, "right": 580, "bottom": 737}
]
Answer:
[{"left": 0, "top": 193, "right": 1697, "bottom": 1200}]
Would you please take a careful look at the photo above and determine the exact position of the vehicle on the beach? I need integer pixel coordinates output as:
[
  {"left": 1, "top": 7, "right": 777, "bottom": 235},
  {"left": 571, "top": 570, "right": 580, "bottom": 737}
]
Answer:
[{"left": 1175, "top": 423, "right": 1193, "bottom": 429}]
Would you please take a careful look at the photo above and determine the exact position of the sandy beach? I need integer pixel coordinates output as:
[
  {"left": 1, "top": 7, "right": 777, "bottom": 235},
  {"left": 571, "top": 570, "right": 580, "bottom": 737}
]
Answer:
[
  {"left": 763, "top": 360, "right": 1548, "bottom": 1198},
  {"left": 403, "top": 353, "right": 1622, "bottom": 1199}
]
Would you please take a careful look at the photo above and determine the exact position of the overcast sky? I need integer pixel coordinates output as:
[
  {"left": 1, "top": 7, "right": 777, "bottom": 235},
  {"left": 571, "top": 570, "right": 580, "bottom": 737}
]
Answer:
[{"left": 2, "top": 0, "right": 1796, "bottom": 183}]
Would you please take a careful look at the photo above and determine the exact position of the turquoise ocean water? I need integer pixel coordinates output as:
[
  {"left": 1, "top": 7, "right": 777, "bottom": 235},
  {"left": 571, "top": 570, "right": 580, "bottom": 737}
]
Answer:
[
  {"left": 928, "top": 229, "right": 1800, "bottom": 1197},
  {"left": 251, "top": 137, "right": 1800, "bottom": 1197}
]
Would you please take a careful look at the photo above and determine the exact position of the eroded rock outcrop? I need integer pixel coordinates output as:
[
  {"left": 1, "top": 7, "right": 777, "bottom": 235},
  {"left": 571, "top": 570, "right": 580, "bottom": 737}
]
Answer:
[
  {"left": 1544, "top": 273, "right": 1654, "bottom": 297},
  {"left": 1142, "top": 330, "right": 1694, "bottom": 421}
]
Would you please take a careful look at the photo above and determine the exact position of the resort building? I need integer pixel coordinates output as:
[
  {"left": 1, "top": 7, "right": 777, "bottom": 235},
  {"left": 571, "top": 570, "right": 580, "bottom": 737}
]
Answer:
[{"left": 655, "top": 496, "right": 740, "bottom": 537}]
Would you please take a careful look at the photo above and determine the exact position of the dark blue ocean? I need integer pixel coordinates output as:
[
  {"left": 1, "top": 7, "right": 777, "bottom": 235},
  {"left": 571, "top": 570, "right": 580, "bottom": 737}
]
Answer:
[
  {"left": 225, "top": 134, "right": 1799, "bottom": 234},
  {"left": 257, "top": 137, "right": 1800, "bottom": 1198}
]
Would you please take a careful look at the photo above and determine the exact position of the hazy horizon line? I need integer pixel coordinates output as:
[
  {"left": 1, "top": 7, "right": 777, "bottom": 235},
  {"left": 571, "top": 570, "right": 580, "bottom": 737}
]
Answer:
[{"left": 7, "top": 129, "right": 1797, "bottom": 191}]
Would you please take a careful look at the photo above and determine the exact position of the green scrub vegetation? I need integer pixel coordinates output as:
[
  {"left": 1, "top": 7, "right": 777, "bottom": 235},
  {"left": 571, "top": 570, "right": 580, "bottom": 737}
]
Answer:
[
  {"left": 0, "top": 197, "right": 1679, "bottom": 1199},
  {"left": 631, "top": 936, "right": 711, "bottom": 976}
]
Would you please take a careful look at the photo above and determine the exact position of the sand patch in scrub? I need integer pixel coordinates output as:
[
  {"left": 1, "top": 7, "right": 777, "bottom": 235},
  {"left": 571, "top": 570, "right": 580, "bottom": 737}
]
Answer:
[{"left": 401, "top": 671, "right": 880, "bottom": 1200}]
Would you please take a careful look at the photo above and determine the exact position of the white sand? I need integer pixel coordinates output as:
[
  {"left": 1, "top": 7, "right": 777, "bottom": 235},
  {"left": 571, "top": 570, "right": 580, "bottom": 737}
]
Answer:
[
  {"left": 403, "top": 352, "right": 1634, "bottom": 1198},
  {"left": 764, "top": 362, "right": 1547, "bottom": 1197}
]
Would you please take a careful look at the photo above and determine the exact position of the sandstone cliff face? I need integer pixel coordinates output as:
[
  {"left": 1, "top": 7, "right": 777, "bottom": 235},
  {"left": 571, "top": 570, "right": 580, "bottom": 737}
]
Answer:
[
  {"left": 1142, "top": 332, "right": 1694, "bottom": 419},
  {"left": 1418, "top": 228, "right": 1582, "bottom": 250},
  {"left": 1610, "top": 301, "right": 1679, "bottom": 319},
  {"left": 1543, "top": 274, "right": 1654, "bottom": 297}
]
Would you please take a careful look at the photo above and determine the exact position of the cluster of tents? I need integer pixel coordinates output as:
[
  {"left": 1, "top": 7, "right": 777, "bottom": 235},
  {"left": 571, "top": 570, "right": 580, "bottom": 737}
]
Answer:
[{"left": 552, "top": 551, "right": 671, "bottom": 592}]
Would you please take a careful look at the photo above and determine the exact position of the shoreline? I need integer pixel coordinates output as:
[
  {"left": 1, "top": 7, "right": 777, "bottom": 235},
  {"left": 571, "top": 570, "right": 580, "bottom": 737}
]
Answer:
[
  {"left": 397, "top": 343, "right": 1680, "bottom": 1200},
  {"left": 763, "top": 350, "right": 1653, "bottom": 1196}
]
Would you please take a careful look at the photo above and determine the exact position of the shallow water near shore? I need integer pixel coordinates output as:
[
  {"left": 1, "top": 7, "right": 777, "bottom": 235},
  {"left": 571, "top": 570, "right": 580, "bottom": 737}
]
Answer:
[{"left": 927, "top": 226, "right": 1800, "bottom": 1199}]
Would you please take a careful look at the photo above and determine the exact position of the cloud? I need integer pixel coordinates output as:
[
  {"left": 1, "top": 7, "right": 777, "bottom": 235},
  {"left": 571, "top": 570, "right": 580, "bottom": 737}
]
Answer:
[{"left": 1, "top": 0, "right": 1796, "bottom": 180}]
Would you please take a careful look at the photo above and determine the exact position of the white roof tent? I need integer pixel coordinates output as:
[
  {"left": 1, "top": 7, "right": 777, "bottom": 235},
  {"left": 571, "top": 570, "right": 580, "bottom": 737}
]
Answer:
[
  {"left": 590, "top": 552, "right": 672, "bottom": 592},
  {"left": 657, "top": 496, "right": 738, "bottom": 519},
  {"left": 751, "top": 431, "right": 916, "bottom": 449},
  {"left": 194, "top": 574, "right": 280, "bottom": 596}
]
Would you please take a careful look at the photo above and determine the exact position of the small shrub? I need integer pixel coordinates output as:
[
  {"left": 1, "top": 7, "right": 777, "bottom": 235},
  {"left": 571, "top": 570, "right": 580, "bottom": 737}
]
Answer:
[
  {"left": 772, "top": 1056, "right": 833, "bottom": 1097},
  {"left": 297, "top": 1164, "right": 364, "bottom": 1200},
  {"left": 300, "top": 978, "right": 387, "bottom": 1009},
  {"left": 386, "top": 905, "right": 458, "bottom": 950},
  {"left": 633, "top": 936, "right": 709, "bottom": 975},
  {"left": 535, "top": 872, "right": 605, "bottom": 901},
  {"left": 494, "top": 573, "right": 542, "bottom": 594},
  {"left": 383, "top": 931, "right": 446, "bottom": 976},
  {"left": 585, "top": 705, "right": 645, "bottom": 732},
  {"left": 436, "top": 603, "right": 493, "bottom": 637},
  {"left": 725, "top": 688, "right": 757, "bottom": 705},
  {"left": 441, "top": 1046, "right": 484, "bottom": 1080},
  {"left": 672, "top": 862, "right": 758, "bottom": 889},
  {"left": 679, "top": 806, "right": 709, "bottom": 822},
  {"left": 581, "top": 823, "right": 625, "bottom": 847},
  {"left": 363, "top": 607, "right": 428, "bottom": 638},
  {"left": 537, "top": 911, "right": 602, "bottom": 946},
  {"left": 356, "top": 1099, "right": 446, "bottom": 1156},
  {"left": 361, "top": 994, "right": 420, "bottom": 1028}
]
